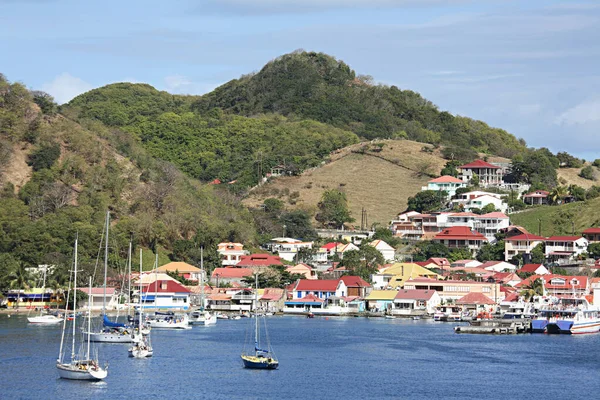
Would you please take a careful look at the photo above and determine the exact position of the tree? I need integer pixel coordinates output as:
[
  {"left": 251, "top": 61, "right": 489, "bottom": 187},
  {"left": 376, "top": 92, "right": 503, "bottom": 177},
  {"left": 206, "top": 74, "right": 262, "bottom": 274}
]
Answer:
[
  {"left": 406, "top": 190, "right": 447, "bottom": 213},
  {"left": 413, "top": 241, "right": 450, "bottom": 261},
  {"left": 480, "top": 203, "right": 496, "bottom": 214},
  {"left": 371, "top": 227, "right": 400, "bottom": 248},
  {"left": 448, "top": 248, "right": 474, "bottom": 263},
  {"left": 340, "top": 244, "right": 384, "bottom": 281},
  {"left": 263, "top": 198, "right": 284, "bottom": 215},
  {"left": 31, "top": 91, "right": 57, "bottom": 115},
  {"left": 588, "top": 242, "right": 600, "bottom": 258},
  {"left": 477, "top": 240, "right": 505, "bottom": 262},
  {"left": 531, "top": 243, "right": 546, "bottom": 264},
  {"left": 520, "top": 278, "right": 544, "bottom": 301},
  {"left": 440, "top": 160, "right": 460, "bottom": 177},
  {"left": 7, "top": 262, "right": 34, "bottom": 308},
  {"left": 579, "top": 166, "right": 595, "bottom": 181},
  {"left": 27, "top": 142, "right": 61, "bottom": 171},
  {"left": 280, "top": 210, "right": 317, "bottom": 240},
  {"left": 470, "top": 173, "right": 480, "bottom": 187},
  {"left": 557, "top": 152, "right": 583, "bottom": 168},
  {"left": 593, "top": 159, "right": 600, "bottom": 168},
  {"left": 315, "top": 189, "right": 354, "bottom": 228}
]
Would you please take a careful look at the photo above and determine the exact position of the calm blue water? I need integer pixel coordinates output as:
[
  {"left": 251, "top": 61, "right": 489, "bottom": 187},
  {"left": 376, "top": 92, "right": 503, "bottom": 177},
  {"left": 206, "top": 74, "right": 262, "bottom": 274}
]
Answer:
[{"left": 1, "top": 314, "right": 599, "bottom": 399}]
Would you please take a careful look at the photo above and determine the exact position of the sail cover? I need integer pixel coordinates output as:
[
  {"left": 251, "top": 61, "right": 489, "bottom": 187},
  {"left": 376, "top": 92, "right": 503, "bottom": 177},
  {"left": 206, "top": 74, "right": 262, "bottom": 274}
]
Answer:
[{"left": 103, "top": 314, "right": 127, "bottom": 328}]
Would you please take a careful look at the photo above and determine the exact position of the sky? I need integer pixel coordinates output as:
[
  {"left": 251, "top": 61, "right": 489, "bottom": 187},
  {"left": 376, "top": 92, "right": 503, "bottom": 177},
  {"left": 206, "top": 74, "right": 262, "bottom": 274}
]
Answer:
[{"left": 1, "top": 0, "right": 599, "bottom": 160}]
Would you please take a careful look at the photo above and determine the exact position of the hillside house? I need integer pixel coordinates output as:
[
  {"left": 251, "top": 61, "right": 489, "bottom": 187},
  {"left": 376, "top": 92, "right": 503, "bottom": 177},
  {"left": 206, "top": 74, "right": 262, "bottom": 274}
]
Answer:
[
  {"left": 478, "top": 261, "right": 516, "bottom": 272},
  {"left": 433, "top": 226, "right": 488, "bottom": 253},
  {"left": 450, "top": 259, "right": 482, "bottom": 269},
  {"left": 504, "top": 233, "right": 546, "bottom": 262},
  {"left": 522, "top": 190, "right": 549, "bottom": 205},
  {"left": 236, "top": 254, "right": 283, "bottom": 269},
  {"left": 458, "top": 159, "right": 503, "bottom": 186},
  {"left": 265, "top": 238, "right": 314, "bottom": 262},
  {"left": 582, "top": 228, "right": 600, "bottom": 243},
  {"left": 421, "top": 175, "right": 467, "bottom": 197},
  {"left": 217, "top": 242, "right": 247, "bottom": 266},
  {"left": 544, "top": 236, "right": 588, "bottom": 264},
  {"left": 450, "top": 192, "right": 507, "bottom": 214},
  {"left": 369, "top": 239, "right": 396, "bottom": 262},
  {"left": 286, "top": 263, "right": 317, "bottom": 280},
  {"left": 155, "top": 261, "right": 203, "bottom": 283},
  {"left": 517, "top": 263, "right": 550, "bottom": 275}
]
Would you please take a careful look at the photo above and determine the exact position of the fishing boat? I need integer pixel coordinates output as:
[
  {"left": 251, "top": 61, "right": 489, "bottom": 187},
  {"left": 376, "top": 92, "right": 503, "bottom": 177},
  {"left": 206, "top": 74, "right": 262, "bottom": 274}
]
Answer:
[
  {"left": 532, "top": 296, "right": 600, "bottom": 334},
  {"left": 241, "top": 274, "right": 279, "bottom": 370},
  {"left": 56, "top": 236, "right": 108, "bottom": 380},
  {"left": 87, "top": 212, "right": 133, "bottom": 343},
  {"left": 28, "top": 268, "right": 63, "bottom": 325},
  {"left": 129, "top": 249, "right": 153, "bottom": 358}
]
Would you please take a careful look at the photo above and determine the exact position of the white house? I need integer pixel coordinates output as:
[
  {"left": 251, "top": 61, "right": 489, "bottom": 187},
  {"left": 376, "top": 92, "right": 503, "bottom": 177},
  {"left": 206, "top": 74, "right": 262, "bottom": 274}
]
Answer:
[
  {"left": 369, "top": 239, "right": 396, "bottom": 262},
  {"left": 79, "top": 288, "right": 119, "bottom": 311},
  {"left": 478, "top": 261, "right": 516, "bottom": 272},
  {"left": 450, "top": 191, "right": 507, "bottom": 214},
  {"left": 335, "top": 243, "right": 360, "bottom": 259},
  {"left": 517, "top": 264, "right": 550, "bottom": 275},
  {"left": 458, "top": 159, "right": 504, "bottom": 186},
  {"left": 140, "top": 280, "right": 191, "bottom": 310},
  {"left": 292, "top": 279, "right": 348, "bottom": 299},
  {"left": 504, "top": 233, "right": 546, "bottom": 262},
  {"left": 392, "top": 289, "right": 441, "bottom": 315},
  {"left": 421, "top": 175, "right": 467, "bottom": 198},
  {"left": 544, "top": 236, "right": 589, "bottom": 264},
  {"left": 265, "top": 237, "right": 314, "bottom": 262},
  {"left": 451, "top": 259, "right": 482, "bottom": 269},
  {"left": 217, "top": 242, "right": 247, "bottom": 266}
]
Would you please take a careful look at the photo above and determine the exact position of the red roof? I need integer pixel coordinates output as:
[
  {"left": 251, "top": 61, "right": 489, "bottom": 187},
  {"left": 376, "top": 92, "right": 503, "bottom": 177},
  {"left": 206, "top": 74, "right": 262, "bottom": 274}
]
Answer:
[
  {"left": 143, "top": 280, "right": 191, "bottom": 294},
  {"left": 505, "top": 233, "right": 546, "bottom": 241},
  {"left": 583, "top": 228, "right": 600, "bottom": 234},
  {"left": 80, "top": 288, "right": 116, "bottom": 295},
  {"left": 340, "top": 276, "right": 371, "bottom": 288},
  {"left": 394, "top": 289, "right": 436, "bottom": 301},
  {"left": 456, "top": 292, "right": 495, "bottom": 305},
  {"left": 459, "top": 159, "right": 500, "bottom": 169},
  {"left": 518, "top": 264, "right": 545, "bottom": 273},
  {"left": 289, "top": 294, "right": 324, "bottom": 303},
  {"left": 321, "top": 242, "right": 340, "bottom": 250},
  {"left": 426, "top": 257, "right": 450, "bottom": 266},
  {"left": 429, "top": 175, "right": 463, "bottom": 183},
  {"left": 546, "top": 236, "right": 583, "bottom": 242},
  {"left": 211, "top": 268, "right": 253, "bottom": 279},
  {"left": 260, "top": 288, "right": 284, "bottom": 301},
  {"left": 236, "top": 254, "right": 283, "bottom": 267},
  {"left": 516, "top": 274, "right": 588, "bottom": 290},
  {"left": 433, "top": 226, "right": 487, "bottom": 241},
  {"left": 295, "top": 279, "right": 340, "bottom": 292}
]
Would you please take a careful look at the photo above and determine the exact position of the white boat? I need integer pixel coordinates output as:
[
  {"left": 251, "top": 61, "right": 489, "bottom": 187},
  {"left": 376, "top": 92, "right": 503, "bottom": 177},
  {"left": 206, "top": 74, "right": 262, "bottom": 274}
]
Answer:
[
  {"left": 216, "top": 313, "right": 230, "bottom": 320},
  {"left": 147, "top": 312, "right": 191, "bottom": 329},
  {"left": 87, "top": 213, "right": 133, "bottom": 343},
  {"left": 188, "top": 248, "right": 217, "bottom": 327},
  {"left": 129, "top": 249, "right": 153, "bottom": 358},
  {"left": 56, "top": 237, "right": 108, "bottom": 381},
  {"left": 28, "top": 268, "right": 63, "bottom": 325},
  {"left": 532, "top": 296, "right": 600, "bottom": 334}
]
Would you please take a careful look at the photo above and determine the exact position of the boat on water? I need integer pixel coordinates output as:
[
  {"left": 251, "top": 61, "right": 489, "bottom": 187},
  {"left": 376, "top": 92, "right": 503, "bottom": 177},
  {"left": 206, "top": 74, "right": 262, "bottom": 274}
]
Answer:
[
  {"left": 87, "top": 212, "right": 133, "bottom": 343},
  {"left": 532, "top": 296, "right": 600, "bottom": 334},
  {"left": 187, "top": 248, "right": 217, "bottom": 327},
  {"left": 56, "top": 236, "right": 108, "bottom": 381},
  {"left": 433, "top": 306, "right": 462, "bottom": 322},
  {"left": 129, "top": 249, "right": 153, "bottom": 358},
  {"left": 241, "top": 274, "right": 279, "bottom": 370},
  {"left": 147, "top": 311, "right": 191, "bottom": 329},
  {"left": 28, "top": 268, "right": 63, "bottom": 325}
]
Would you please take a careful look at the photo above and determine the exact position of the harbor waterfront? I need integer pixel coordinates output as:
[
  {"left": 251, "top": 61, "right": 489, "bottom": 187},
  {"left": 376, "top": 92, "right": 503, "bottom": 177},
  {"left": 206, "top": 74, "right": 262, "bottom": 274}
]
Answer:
[{"left": 2, "top": 314, "right": 600, "bottom": 400}]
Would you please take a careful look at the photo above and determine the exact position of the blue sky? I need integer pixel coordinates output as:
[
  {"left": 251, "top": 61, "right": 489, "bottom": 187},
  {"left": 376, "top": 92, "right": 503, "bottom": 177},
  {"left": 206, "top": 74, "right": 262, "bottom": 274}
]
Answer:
[{"left": 1, "top": 0, "right": 599, "bottom": 159}]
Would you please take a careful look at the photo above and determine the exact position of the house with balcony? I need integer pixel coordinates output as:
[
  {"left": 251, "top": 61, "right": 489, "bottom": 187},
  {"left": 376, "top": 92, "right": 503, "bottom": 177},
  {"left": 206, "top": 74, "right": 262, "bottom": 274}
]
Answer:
[
  {"left": 392, "top": 289, "right": 441, "bottom": 316},
  {"left": 522, "top": 190, "right": 549, "bottom": 206},
  {"left": 458, "top": 159, "right": 504, "bottom": 186},
  {"left": 582, "top": 228, "right": 600, "bottom": 243},
  {"left": 544, "top": 236, "right": 588, "bottom": 264},
  {"left": 265, "top": 238, "right": 314, "bottom": 262},
  {"left": 421, "top": 175, "right": 467, "bottom": 198},
  {"left": 504, "top": 233, "right": 546, "bottom": 262},
  {"left": 432, "top": 226, "right": 488, "bottom": 253},
  {"left": 473, "top": 212, "right": 510, "bottom": 242},
  {"left": 516, "top": 274, "right": 589, "bottom": 297},
  {"left": 404, "top": 278, "right": 503, "bottom": 303},
  {"left": 206, "top": 287, "right": 255, "bottom": 312},
  {"left": 217, "top": 242, "right": 247, "bottom": 266},
  {"left": 140, "top": 280, "right": 191, "bottom": 310}
]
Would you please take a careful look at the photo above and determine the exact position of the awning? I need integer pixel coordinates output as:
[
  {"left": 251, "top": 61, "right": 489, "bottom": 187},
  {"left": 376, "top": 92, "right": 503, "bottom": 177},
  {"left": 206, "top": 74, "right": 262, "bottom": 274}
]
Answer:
[
  {"left": 141, "top": 295, "right": 155, "bottom": 301},
  {"left": 549, "top": 252, "right": 573, "bottom": 255},
  {"left": 285, "top": 301, "right": 322, "bottom": 306}
]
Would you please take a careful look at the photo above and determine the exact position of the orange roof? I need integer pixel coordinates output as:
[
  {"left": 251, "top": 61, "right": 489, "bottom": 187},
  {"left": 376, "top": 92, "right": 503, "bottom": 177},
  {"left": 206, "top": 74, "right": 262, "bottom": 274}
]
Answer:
[
  {"left": 478, "top": 212, "right": 509, "bottom": 219},
  {"left": 156, "top": 261, "right": 200, "bottom": 273},
  {"left": 434, "top": 226, "right": 487, "bottom": 241},
  {"left": 456, "top": 292, "right": 495, "bottom": 305},
  {"left": 429, "top": 175, "right": 464, "bottom": 183},
  {"left": 211, "top": 268, "right": 253, "bottom": 279}
]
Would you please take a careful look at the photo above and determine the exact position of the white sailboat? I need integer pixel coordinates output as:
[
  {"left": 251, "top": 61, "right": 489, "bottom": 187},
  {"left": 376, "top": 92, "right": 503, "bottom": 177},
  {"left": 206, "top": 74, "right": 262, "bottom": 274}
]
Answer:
[
  {"left": 56, "top": 236, "right": 108, "bottom": 381},
  {"left": 188, "top": 247, "right": 217, "bottom": 326},
  {"left": 28, "top": 267, "right": 63, "bottom": 325},
  {"left": 241, "top": 274, "right": 278, "bottom": 369},
  {"left": 129, "top": 249, "right": 153, "bottom": 358},
  {"left": 88, "top": 212, "right": 133, "bottom": 343}
]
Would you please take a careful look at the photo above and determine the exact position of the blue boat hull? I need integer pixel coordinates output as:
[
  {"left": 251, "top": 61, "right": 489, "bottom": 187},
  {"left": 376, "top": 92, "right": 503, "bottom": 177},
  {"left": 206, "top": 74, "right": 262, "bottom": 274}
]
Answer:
[
  {"left": 241, "top": 357, "right": 279, "bottom": 370},
  {"left": 531, "top": 319, "right": 548, "bottom": 333}
]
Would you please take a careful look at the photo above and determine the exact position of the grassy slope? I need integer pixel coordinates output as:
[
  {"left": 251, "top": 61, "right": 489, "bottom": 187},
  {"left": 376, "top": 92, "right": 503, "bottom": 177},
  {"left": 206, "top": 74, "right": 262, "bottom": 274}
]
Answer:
[
  {"left": 244, "top": 139, "right": 447, "bottom": 225},
  {"left": 557, "top": 165, "right": 599, "bottom": 189},
  {"left": 510, "top": 197, "right": 600, "bottom": 237}
]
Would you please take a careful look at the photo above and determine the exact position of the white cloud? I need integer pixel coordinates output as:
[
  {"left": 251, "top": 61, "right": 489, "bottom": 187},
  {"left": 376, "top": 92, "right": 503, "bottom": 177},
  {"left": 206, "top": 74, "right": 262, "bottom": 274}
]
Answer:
[
  {"left": 163, "top": 75, "right": 219, "bottom": 95},
  {"left": 41, "top": 73, "right": 93, "bottom": 104},
  {"left": 164, "top": 75, "right": 192, "bottom": 91},
  {"left": 554, "top": 100, "right": 600, "bottom": 125}
]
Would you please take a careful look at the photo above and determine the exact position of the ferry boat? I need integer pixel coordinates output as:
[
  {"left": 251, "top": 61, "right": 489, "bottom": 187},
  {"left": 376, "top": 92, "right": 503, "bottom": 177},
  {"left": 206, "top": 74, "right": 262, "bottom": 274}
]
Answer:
[
  {"left": 433, "top": 305, "right": 462, "bottom": 322},
  {"left": 532, "top": 297, "right": 600, "bottom": 334}
]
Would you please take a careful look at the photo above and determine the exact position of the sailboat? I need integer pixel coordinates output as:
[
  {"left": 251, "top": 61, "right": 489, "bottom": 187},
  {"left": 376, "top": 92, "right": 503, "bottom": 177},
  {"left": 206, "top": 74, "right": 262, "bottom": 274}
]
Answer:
[
  {"left": 88, "top": 212, "right": 133, "bottom": 343},
  {"left": 28, "top": 267, "right": 63, "bottom": 325},
  {"left": 240, "top": 274, "right": 278, "bottom": 370},
  {"left": 129, "top": 249, "right": 153, "bottom": 358},
  {"left": 188, "top": 247, "right": 217, "bottom": 326},
  {"left": 56, "top": 236, "right": 108, "bottom": 380}
]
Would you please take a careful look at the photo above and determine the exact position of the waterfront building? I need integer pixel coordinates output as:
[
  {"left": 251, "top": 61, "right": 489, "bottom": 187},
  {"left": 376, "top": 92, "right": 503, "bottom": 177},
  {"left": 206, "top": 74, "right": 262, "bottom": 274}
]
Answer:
[
  {"left": 340, "top": 276, "right": 371, "bottom": 298},
  {"left": 141, "top": 280, "right": 191, "bottom": 310},
  {"left": 210, "top": 267, "right": 253, "bottom": 287},
  {"left": 365, "top": 290, "right": 398, "bottom": 312},
  {"left": 79, "top": 287, "right": 119, "bottom": 311},
  {"left": 516, "top": 274, "right": 589, "bottom": 297},
  {"left": 404, "top": 278, "right": 503, "bottom": 303},
  {"left": 456, "top": 292, "right": 496, "bottom": 314},
  {"left": 392, "top": 289, "right": 441, "bottom": 315}
]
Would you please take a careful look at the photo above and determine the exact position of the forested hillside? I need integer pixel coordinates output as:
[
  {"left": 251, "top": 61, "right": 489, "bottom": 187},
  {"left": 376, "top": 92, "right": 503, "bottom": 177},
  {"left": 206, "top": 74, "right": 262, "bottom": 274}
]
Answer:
[{"left": 0, "top": 74, "right": 255, "bottom": 288}]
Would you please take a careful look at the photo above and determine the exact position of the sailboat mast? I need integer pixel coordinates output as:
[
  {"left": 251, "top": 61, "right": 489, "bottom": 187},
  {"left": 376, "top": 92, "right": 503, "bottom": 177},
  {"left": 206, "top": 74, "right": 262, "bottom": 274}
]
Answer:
[
  {"left": 87, "top": 277, "right": 92, "bottom": 361},
  {"left": 139, "top": 249, "right": 143, "bottom": 329},
  {"left": 103, "top": 211, "right": 109, "bottom": 315},
  {"left": 58, "top": 237, "right": 75, "bottom": 363},
  {"left": 40, "top": 266, "right": 47, "bottom": 317},
  {"left": 127, "top": 237, "right": 132, "bottom": 317},
  {"left": 71, "top": 234, "right": 78, "bottom": 363},
  {"left": 200, "top": 247, "right": 204, "bottom": 310},
  {"left": 254, "top": 273, "right": 259, "bottom": 351}
]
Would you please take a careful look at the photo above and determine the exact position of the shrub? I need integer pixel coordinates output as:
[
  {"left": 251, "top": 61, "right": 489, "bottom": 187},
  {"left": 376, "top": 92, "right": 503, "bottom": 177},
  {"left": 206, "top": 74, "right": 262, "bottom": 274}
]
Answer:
[
  {"left": 579, "top": 166, "right": 595, "bottom": 181},
  {"left": 27, "top": 142, "right": 61, "bottom": 171}
]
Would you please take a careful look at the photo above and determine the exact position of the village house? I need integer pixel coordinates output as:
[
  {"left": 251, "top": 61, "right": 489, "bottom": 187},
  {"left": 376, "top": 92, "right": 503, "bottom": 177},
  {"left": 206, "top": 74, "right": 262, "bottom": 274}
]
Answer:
[
  {"left": 544, "top": 236, "right": 589, "bottom": 264},
  {"left": 504, "top": 233, "right": 546, "bottom": 262},
  {"left": 365, "top": 290, "right": 398, "bottom": 312},
  {"left": 489, "top": 272, "right": 522, "bottom": 287},
  {"left": 259, "top": 288, "right": 285, "bottom": 313},
  {"left": 236, "top": 254, "right": 283, "bottom": 269},
  {"left": 371, "top": 262, "right": 439, "bottom": 290},
  {"left": 451, "top": 259, "right": 482, "bottom": 269},
  {"left": 582, "top": 228, "right": 600, "bottom": 243},
  {"left": 155, "top": 261, "right": 203, "bottom": 283},
  {"left": 286, "top": 263, "right": 317, "bottom": 280},
  {"left": 404, "top": 278, "right": 503, "bottom": 303},
  {"left": 516, "top": 274, "right": 589, "bottom": 297},
  {"left": 450, "top": 192, "right": 508, "bottom": 214},
  {"left": 421, "top": 175, "right": 467, "bottom": 198},
  {"left": 522, "top": 190, "right": 549, "bottom": 205},
  {"left": 458, "top": 159, "right": 504, "bottom": 186},
  {"left": 392, "top": 289, "right": 441, "bottom": 316},
  {"left": 141, "top": 280, "right": 191, "bottom": 310},
  {"left": 456, "top": 292, "right": 496, "bottom": 315},
  {"left": 478, "top": 261, "right": 517, "bottom": 272},
  {"left": 433, "top": 226, "right": 488, "bottom": 253},
  {"left": 217, "top": 242, "right": 247, "bottom": 266},
  {"left": 210, "top": 267, "right": 253, "bottom": 287},
  {"left": 340, "top": 276, "right": 371, "bottom": 298},
  {"left": 78, "top": 288, "right": 119, "bottom": 311},
  {"left": 369, "top": 239, "right": 396, "bottom": 262},
  {"left": 264, "top": 238, "right": 314, "bottom": 262},
  {"left": 517, "top": 263, "right": 550, "bottom": 275}
]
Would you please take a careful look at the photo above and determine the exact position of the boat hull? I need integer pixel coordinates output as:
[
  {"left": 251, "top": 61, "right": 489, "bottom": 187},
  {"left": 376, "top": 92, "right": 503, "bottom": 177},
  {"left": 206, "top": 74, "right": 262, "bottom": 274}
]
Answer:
[
  {"left": 241, "top": 355, "right": 279, "bottom": 370},
  {"left": 28, "top": 315, "right": 63, "bottom": 324},
  {"left": 56, "top": 361, "right": 108, "bottom": 380},
  {"left": 531, "top": 319, "right": 548, "bottom": 333},
  {"left": 547, "top": 320, "right": 600, "bottom": 335},
  {"left": 87, "top": 331, "right": 133, "bottom": 343}
]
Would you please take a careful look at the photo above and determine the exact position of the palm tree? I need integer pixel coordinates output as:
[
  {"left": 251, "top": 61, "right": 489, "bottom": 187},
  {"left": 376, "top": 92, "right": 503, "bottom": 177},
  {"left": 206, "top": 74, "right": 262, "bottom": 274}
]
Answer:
[
  {"left": 520, "top": 278, "right": 545, "bottom": 302},
  {"left": 549, "top": 186, "right": 569, "bottom": 205},
  {"left": 7, "top": 263, "right": 34, "bottom": 309}
]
